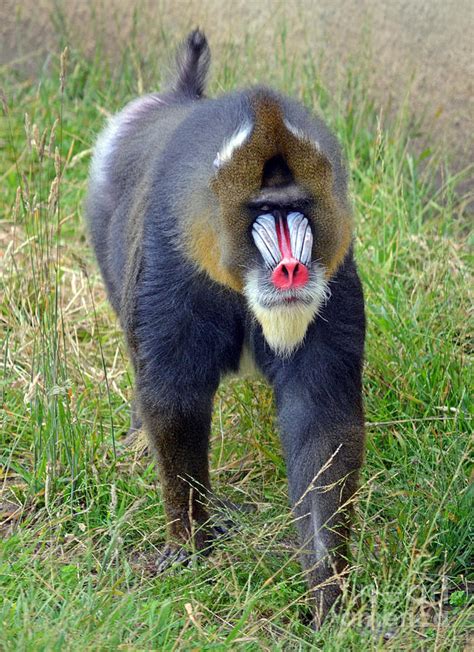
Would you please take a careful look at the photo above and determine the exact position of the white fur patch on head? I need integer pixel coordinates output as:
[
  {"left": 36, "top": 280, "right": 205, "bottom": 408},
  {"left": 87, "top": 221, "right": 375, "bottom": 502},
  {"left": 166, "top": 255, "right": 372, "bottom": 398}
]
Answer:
[
  {"left": 284, "top": 118, "right": 320, "bottom": 151},
  {"left": 244, "top": 267, "right": 330, "bottom": 357},
  {"left": 213, "top": 122, "right": 252, "bottom": 168}
]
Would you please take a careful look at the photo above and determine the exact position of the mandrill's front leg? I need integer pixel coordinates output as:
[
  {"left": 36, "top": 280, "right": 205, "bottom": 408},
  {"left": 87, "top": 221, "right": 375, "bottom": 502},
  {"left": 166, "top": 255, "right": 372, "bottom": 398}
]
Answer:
[
  {"left": 139, "top": 393, "right": 216, "bottom": 569},
  {"left": 273, "top": 361, "right": 365, "bottom": 629}
]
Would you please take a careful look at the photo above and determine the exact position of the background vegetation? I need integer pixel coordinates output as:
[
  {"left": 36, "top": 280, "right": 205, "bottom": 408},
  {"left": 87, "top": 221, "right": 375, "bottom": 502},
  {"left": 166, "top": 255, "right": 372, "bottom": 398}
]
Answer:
[{"left": 1, "top": 2, "right": 472, "bottom": 649}]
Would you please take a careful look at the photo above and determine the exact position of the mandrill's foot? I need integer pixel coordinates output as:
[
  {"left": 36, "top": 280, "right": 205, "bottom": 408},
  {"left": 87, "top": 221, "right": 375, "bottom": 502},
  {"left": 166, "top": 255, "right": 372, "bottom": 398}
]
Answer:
[
  {"left": 310, "top": 582, "right": 345, "bottom": 631},
  {"left": 155, "top": 525, "right": 229, "bottom": 573},
  {"left": 156, "top": 544, "right": 193, "bottom": 573}
]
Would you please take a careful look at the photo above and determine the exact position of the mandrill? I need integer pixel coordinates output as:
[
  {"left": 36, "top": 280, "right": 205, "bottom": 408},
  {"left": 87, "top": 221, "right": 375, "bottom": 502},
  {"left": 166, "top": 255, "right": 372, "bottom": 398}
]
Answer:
[{"left": 85, "top": 30, "right": 365, "bottom": 628}]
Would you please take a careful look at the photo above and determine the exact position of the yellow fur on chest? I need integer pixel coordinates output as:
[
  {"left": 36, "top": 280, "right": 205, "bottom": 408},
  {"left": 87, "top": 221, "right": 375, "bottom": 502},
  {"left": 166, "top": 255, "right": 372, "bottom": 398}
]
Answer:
[{"left": 251, "top": 303, "right": 316, "bottom": 357}]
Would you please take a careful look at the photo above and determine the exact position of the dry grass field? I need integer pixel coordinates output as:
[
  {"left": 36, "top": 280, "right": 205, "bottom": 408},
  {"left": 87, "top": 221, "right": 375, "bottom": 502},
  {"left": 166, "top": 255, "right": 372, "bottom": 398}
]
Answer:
[
  {"left": 0, "top": 1, "right": 473, "bottom": 649},
  {"left": 2, "top": 0, "right": 473, "bottom": 170}
]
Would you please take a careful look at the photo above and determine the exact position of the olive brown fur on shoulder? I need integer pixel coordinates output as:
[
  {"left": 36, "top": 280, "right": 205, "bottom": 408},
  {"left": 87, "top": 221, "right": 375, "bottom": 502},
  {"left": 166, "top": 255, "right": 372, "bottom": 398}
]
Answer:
[{"left": 85, "top": 29, "right": 366, "bottom": 630}]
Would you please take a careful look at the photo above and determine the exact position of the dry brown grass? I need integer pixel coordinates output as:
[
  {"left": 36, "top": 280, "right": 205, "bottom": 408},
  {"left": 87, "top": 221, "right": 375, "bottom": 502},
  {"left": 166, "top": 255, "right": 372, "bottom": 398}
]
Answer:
[{"left": 1, "top": 0, "right": 473, "bottom": 173}]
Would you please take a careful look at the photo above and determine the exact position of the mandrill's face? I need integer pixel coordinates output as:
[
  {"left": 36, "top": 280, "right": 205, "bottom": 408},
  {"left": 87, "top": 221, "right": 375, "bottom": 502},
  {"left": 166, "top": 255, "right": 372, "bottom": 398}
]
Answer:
[
  {"left": 252, "top": 210, "right": 312, "bottom": 291},
  {"left": 244, "top": 201, "right": 330, "bottom": 357},
  {"left": 208, "top": 96, "right": 352, "bottom": 356}
]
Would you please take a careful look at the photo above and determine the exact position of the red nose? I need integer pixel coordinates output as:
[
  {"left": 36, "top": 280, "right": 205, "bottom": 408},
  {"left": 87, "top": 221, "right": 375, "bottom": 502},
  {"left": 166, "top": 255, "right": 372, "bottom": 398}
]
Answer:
[{"left": 272, "top": 257, "right": 309, "bottom": 290}]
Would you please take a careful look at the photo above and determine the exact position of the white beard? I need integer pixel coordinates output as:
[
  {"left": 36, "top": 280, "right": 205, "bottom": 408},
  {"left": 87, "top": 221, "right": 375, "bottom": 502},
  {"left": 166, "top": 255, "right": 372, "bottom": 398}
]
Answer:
[{"left": 244, "top": 266, "right": 330, "bottom": 357}]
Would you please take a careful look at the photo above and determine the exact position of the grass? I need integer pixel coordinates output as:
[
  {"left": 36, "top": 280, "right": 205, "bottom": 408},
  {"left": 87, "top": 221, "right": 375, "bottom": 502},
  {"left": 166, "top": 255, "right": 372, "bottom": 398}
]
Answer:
[{"left": 1, "top": 27, "right": 473, "bottom": 651}]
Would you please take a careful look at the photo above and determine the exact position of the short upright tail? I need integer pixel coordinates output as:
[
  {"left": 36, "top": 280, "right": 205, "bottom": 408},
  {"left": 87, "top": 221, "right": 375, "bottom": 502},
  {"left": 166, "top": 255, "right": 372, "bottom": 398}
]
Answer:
[{"left": 171, "top": 29, "right": 210, "bottom": 99}]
